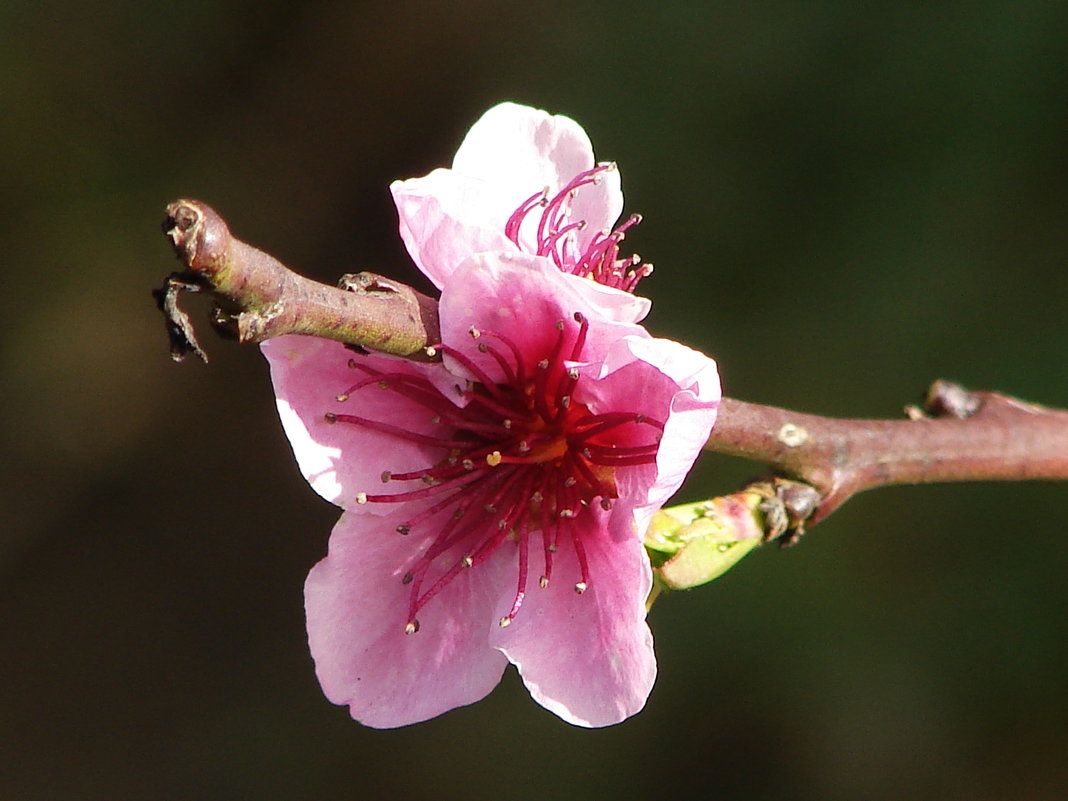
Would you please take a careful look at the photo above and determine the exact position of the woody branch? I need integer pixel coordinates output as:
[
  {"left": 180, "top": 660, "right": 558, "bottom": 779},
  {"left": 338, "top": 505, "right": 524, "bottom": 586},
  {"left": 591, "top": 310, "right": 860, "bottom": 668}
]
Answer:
[{"left": 154, "top": 200, "right": 1068, "bottom": 537}]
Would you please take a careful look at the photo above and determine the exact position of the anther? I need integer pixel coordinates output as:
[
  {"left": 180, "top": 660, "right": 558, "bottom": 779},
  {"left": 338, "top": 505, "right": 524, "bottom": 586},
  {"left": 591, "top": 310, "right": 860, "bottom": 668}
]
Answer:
[
  {"left": 396, "top": 524, "right": 410, "bottom": 535},
  {"left": 539, "top": 576, "right": 550, "bottom": 588},
  {"left": 499, "top": 616, "right": 513, "bottom": 628},
  {"left": 574, "top": 582, "right": 588, "bottom": 594},
  {"left": 335, "top": 393, "right": 349, "bottom": 402},
  {"left": 355, "top": 492, "right": 368, "bottom": 504},
  {"left": 567, "top": 368, "right": 580, "bottom": 380},
  {"left": 462, "top": 458, "right": 475, "bottom": 470},
  {"left": 537, "top": 358, "right": 549, "bottom": 370},
  {"left": 563, "top": 476, "right": 577, "bottom": 487},
  {"left": 425, "top": 346, "right": 438, "bottom": 357},
  {"left": 402, "top": 572, "right": 413, "bottom": 585},
  {"left": 380, "top": 470, "right": 392, "bottom": 483},
  {"left": 559, "top": 509, "right": 576, "bottom": 519},
  {"left": 347, "top": 359, "right": 358, "bottom": 368},
  {"left": 461, "top": 554, "right": 474, "bottom": 567},
  {"left": 486, "top": 451, "right": 502, "bottom": 467},
  {"left": 600, "top": 498, "right": 613, "bottom": 510},
  {"left": 468, "top": 326, "right": 481, "bottom": 339},
  {"left": 324, "top": 413, "right": 337, "bottom": 423},
  {"left": 405, "top": 620, "right": 420, "bottom": 635}
]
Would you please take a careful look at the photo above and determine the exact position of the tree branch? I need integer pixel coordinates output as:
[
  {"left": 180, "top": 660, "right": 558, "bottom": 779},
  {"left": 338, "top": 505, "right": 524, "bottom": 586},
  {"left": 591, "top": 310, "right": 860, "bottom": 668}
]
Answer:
[
  {"left": 154, "top": 200, "right": 1068, "bottom": 539},
  {"left": 155, "top": 199, "right": 440, "bottom": 362},
  {"left": 707, "top": 387, "right": 1068, "bottom": 524}
]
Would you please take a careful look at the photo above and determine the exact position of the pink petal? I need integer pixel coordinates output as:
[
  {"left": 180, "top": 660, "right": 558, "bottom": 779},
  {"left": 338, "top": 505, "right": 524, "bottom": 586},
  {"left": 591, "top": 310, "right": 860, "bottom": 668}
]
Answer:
[
  {"left": 490, "top": 515, "right": 656, "bottom": 727},
  {"left": 390, "top": 103, "right": 627, "bottom": 288},
  {"left": 437, "top": 253, "right": 650, "bottom": 388},
  {"left": 306, "top": 508, "right": 511, "bottom": 728},
  {"left": 389, "top": 170, "right": 515, "bottom": 290},
  {"left": 581, "top": 334, "right": 722, "bottom": 536},
  {"left": 452, "top": 102, "right": 623, "bottom": 250},
  {"left": 261, "top": 336, "right": 458, "bottom": 509}
]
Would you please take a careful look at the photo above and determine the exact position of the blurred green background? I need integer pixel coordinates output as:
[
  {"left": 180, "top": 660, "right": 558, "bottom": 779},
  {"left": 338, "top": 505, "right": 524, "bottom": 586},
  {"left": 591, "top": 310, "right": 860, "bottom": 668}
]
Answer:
[{"left": 2, "top": 2, "right": 1066, "bottom": 799}]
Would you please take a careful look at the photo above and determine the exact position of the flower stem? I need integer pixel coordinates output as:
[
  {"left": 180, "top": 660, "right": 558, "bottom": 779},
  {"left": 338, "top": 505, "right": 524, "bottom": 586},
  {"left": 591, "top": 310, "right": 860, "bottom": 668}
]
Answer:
[{"left": 153, "top": 201, "right": 1068, "bottom": 535}]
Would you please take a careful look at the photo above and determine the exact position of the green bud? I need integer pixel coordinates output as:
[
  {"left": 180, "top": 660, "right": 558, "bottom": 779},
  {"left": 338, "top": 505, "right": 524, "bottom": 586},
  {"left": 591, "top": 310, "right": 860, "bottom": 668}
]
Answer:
[{"left": 645, "top": 493, "right": 765, "bottom": 592}]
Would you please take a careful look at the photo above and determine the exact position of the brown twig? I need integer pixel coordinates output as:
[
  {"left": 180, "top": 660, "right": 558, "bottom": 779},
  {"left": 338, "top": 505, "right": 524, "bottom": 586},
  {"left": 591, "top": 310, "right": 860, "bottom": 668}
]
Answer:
[
  {"left": 708, "top": 387, "right": 1068, "bottom": 524},
  {"left": 155, "top": 199, "right": 440, "bottom": 361}
]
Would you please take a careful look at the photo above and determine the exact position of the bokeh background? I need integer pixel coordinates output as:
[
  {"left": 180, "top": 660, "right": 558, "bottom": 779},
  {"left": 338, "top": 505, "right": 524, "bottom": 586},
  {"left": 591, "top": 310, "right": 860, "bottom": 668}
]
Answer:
[{"left": 3, "top": 2, "right": 1067, "bottom": 799}]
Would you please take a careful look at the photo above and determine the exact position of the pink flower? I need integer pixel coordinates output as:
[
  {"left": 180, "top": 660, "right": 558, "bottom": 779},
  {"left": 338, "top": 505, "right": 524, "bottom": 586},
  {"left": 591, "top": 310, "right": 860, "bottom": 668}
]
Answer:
[
  {"left": 391, "top": 102, "right": 652, "bottom": 318},
  {"left": 264, "top": 256, "right": 718, "bottom": 727},
  {"left": 262, "top": 103, "right": 720, "bottom": 727}
]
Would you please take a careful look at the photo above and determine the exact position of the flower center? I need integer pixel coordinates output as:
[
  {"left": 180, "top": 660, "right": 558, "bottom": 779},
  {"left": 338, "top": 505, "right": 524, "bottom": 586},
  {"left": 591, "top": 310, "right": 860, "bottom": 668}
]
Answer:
[
  {"left": 325, "top": 313, "right": 663, "bottom": 633},
  {"left": 504, "top": 163, "right": 653, "bottom": 293}
]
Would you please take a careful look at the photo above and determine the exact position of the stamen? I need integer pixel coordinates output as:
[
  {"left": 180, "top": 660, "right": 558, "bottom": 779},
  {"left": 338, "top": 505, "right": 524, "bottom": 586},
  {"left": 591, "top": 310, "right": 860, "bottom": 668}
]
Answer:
[
  {"left": 334, "top": 306, "right": 665, "bottom": 633},
  {"left": 572, "top": 532, "right": 591, "bottom": 594},
  {"left": 504, "top": 187, "right": 549, "bottom": 244},
  {"left": 329, "top": 413, "right": 477, "bottom": 449}
]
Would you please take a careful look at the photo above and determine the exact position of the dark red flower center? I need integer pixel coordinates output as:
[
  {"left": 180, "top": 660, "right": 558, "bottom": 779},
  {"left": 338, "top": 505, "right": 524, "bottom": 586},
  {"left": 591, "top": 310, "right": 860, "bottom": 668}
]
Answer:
[
  {"left": 325, "top": 313, "right": 663, "bottom": 633},
  {"left": 504, "top": 163, "right": 652, "bottom": 293}
]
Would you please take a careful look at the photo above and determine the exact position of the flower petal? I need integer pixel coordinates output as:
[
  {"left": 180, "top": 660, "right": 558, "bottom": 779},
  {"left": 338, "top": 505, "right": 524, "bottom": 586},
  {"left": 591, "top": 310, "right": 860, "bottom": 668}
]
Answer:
[
  {"left": 261, "top": 336, "right": 460, "bottom": 509},
  {"left": 391, "top": 102, "right": 627, "bottom": 288},
  {"left": 579, "top": 334, "right": 721, "bottom": 537},
  {"left": 438, "top": 253, "right": 650, "bottom": 388},
  {"left": 390, "top": 170, "right": 515, "bottom": 289},
  {"left": 490, "top": 518, "right": 656, "bottom": 727},
  {"left": 453, "top": 102, "right": 623, "bottom": 249},
  {"left": 306, "top": 509, "right": 511, "bottom": 728}
]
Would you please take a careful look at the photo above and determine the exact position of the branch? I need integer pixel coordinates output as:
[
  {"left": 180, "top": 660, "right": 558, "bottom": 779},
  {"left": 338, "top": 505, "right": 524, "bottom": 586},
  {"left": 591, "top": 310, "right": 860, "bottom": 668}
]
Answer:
[
  {"left": 153, "top": 200, "right": 1068, "bottom": 542},
  {"left": 706, "top": 387, "right": 1068, "bottom": 524},
  {"left": 154, "top": 200, "right": 440, "bottom": 362}
]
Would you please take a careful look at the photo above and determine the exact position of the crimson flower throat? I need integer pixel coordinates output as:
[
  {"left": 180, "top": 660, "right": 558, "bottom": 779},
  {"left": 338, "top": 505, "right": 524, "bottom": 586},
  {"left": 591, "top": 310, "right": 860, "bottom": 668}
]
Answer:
[{"left": 325, "top": 312, "right": 664, "bottom": 634}]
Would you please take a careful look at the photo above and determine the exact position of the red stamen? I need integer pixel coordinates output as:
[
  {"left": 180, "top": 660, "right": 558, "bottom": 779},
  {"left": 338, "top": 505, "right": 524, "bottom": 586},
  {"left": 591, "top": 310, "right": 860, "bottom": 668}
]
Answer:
[{"left": 334, "top": 309, "right": 662, "bottom": 632}]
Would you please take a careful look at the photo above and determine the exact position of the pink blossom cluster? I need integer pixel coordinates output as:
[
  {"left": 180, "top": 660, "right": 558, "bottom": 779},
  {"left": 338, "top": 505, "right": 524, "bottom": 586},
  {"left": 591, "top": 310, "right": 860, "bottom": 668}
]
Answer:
[{"left": 263, "top": 103, "right": 720, "bottom": 728}]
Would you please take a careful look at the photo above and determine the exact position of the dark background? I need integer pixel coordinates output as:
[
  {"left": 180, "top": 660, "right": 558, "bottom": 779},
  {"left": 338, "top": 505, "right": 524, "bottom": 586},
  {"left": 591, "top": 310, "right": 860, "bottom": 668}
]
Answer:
[{"left": 2, "top": 2, "right": 1066, "bottom": 799}]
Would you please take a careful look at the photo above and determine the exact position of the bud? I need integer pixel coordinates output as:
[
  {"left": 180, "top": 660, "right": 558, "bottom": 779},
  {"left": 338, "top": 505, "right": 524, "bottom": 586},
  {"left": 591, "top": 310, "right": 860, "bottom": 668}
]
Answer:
[{"left": 644, "top": 493, "right": 765, "bottom": 594}]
